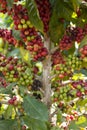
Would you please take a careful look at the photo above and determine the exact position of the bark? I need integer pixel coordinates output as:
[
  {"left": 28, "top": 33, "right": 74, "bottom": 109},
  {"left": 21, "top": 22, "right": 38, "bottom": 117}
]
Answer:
[
  {"left": 42, "top": 36, "right": 52, "bottom": 109},
  {"left": 42, "top": 55, "right": 52, "bottom": 108}
]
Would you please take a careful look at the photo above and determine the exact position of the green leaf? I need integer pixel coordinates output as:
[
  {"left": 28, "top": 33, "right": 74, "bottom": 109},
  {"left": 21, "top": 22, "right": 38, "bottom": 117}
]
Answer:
[
  {"left": 79, "top": 35, "right": 87, "bottom": 48},
  {"left": 51, "top": 126, "right": 62, "bottom": 130},
  {"left": 49, "top": 20, "right": 64, "bottom": 43},
  {"left": 63, "top": 44, "right": 75, "bottom": 56},
  {"left": 19, "top": 86, "right": 28, "bottom": 97},
  {"left": 0, "top": 14, "right": 13, "bottom": 29},
  {"left": 6, "top": 0, "right": 14, "bottom": 9},
  {"left": 70, "top": 0, "right": 82, "bottom": 11},
  {"left": 0, "top": 119, "right": 18, "bottom": 130},
  {"left": 52, "top": 1, "right": 73, "bottom": 20},
  {"left": 12, "top": 29, "right": 21, "bottom": 40},
  {"left": 74, "top": 7, "right": 87, "bottom": 27},
  {"left": 49, "top": 0, "right": 56, "bottom": 6},
  {"left": 80, "top": 69, "right": 87, "bottom": 76},
  {"left": 49, "top": 1, "right": 73, "bottom": 42},
  {"left": 23, "top": 95, "right": 48, "bottom": 121},
  {"left": 4, "top": 105, "right": 13, "bottom": 119},
  {"left": 0, "top": 83, "right": 16, "bottom": 94},
  {"left": 4, "top": 15, "right": 13, "bottom": 28},
  {"left": 69, "top": 121, "right": 79, "bottom": 130},
  {"left": 25, "top": 0, "right": 44, "bottom": 33},
  {"left": 57, "top": 109, "right": 62, "bottom": 123},
  {"left": 7, "top": 48, "right": 21, "bottom": 58},
  {"left": 23, "top": 116, "right": 48, "bottom": 130},
  {"left": 76, "top": 116, "right": 87, "bottom": 127},
  {"left": 76, "top": 98, "right": 87, "bottom": 106},
  {"left": 69, "top": 116, "right": 87, "bottom": 129}
]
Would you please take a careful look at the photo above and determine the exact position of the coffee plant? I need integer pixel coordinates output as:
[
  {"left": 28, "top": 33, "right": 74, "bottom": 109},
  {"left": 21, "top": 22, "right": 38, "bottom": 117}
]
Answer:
[{"left": 0, "top": 0, "right": 87, "bottom": 130}]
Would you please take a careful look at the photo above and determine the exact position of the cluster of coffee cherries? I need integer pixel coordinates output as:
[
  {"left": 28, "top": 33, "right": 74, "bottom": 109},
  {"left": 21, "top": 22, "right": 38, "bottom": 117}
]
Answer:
[
  {"left": 59, "top": 35, "right": 73, "bottom": 50},
  {"left": 31, "top": 79, "right": 42, "bottom": 91},
  {"left": 0, "top": 0, "right": 19, "bottom": 14},
  {"left": 29, "top": 79, "right": 42, "bottom": 100},
  {"left": 53, "top": 64, "right": 70, "bottom": 79},
  {"left": 35, "top": 0, "right": 51, "bottom": 32},
  {"left": 12, "top": 4, "right": 48, "bottom": 61},
  {"left": 52, "top": 54, "right": 82, "bottom": 79},
  {"left": 0, "top": 54, "right": 33, "bottom": 86},
  {"left": 53, "top": 80, "right": 87, "bottom": 104},
  {"left": 0, "top": 28, "right": 19, "bottom": 46},
  {"left": 0, "top": 76, "right": 9, "bottom": 87},
  {"left": 71, "top": 80, "right": 87, "bottom": 96},
  {"left": 26, "top": 36, "right": 48, "bottom": 61},
  {"left": 59, "top": 25, "right": 85, "bottom": 51},
  {"left": 66, "top": 54, "right": 82, "bottom": 72},
  {"left": 52, "top": 50, "right": 68, "bottom": 79},
  {"left": 66, "top": 26, "right": 84, "bottom": 43},
  {"left": 66, "top": 113, "right": 78, "bottom": 122},
  {"left": 0, "top": 0, "right": 7, "bottom": 13},
  {"left": 13, "top": 4, "right": 33, "bottom": 31},
  {"left": 79, "top": 45, "right": 87, "bottom": 60},
  {"left": 51, "top": 50, "right": 65, "bottom": 65},
  {"left": 0, "top": 3, "right": 48, "bottom": 61},
  {"left": 53, "top": 85, "right": 72, "bottom": 102}
]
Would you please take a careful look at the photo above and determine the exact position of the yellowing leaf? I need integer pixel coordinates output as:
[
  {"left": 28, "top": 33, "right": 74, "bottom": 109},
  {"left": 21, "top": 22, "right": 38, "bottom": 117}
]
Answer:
[
  {"left": 80, "top": 127, "right": 85, "bottom": 130},
  {"left": 72, "top": 73, "right": 84, "bottom": 80},
  {"left": 20, "top": 47, "right": 31, "bottom": 64},
  {"left": 76, "top": 116, "right": 86, "bottom": 125}
]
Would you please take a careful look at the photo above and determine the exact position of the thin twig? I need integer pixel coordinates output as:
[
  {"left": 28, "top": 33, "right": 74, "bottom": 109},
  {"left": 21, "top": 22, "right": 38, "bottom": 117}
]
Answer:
[
  {"left": 39, "top": 88, "right": 44, "bottom": 95},
  {"left": 51, "top": 74, "right": 58, "bottom": 80},
  {"left": 51, "top": 109, "right": 59, "bottom": 118},
  {"left": 50, "top": 46, "right": 59, "bottom": 54},
  {"left": 61, "top": 77, "right": 87, "bottom": 85},
  {"left": 0, "top": 100, "right": 8, "bottom": 104}
]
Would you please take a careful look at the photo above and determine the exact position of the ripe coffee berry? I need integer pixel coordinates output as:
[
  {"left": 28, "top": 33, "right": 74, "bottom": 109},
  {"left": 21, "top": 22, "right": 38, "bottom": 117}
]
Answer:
[{"left": 22, "top": 125, "right": 26, "bottom": 130}]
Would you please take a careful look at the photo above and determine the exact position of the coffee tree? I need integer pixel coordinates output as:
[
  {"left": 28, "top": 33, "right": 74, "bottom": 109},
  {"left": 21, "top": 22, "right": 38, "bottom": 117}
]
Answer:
[{"left": 0, "top": 0, "right": 87, "bottom": 129}]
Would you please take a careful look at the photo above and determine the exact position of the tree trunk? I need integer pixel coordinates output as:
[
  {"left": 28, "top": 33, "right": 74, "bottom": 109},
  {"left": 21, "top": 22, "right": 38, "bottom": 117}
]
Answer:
[
  {"left": 42, "top": 36, "right": 52, "bottom": 109},
  {"left": 42, "top": 56, "right": 52, "bottom": 108}
]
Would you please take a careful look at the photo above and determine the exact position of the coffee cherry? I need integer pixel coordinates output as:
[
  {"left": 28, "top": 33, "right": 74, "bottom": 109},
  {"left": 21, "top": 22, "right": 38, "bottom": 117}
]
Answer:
[
  {"left": 79, "top": 45, "right": 87, "bottom": 60},
  {"left": 22, "top": 125, "right": 26, "bottom": 130},
  {"left": 76, "top": 91, "right": 82, "bottom": 97},
  {"left": 0, "top": 76, "right": 9, "bottom": 87},
  {"left": 59, "top": 74, "right": 65, "bottom": 79},
  {"left": 14, "top": 100, "right": 18, "bottom": 106},
  {"left": 18, "top": 24, "right": 23, "bottom": 30},
  {"left": 8, "top": 96, "right": 17, "bottom": 105},
  {"left": 21, "top": 19, "right": 26, "bottom": 24},
  {"left": 77, "top": 85, "right": 82, "bottom": 90}
]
